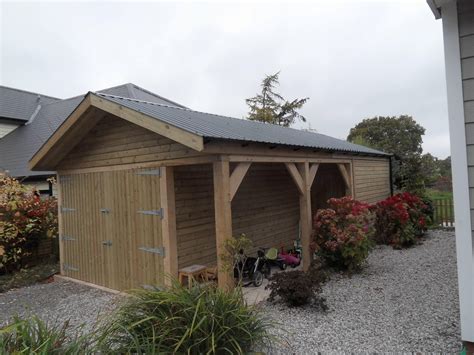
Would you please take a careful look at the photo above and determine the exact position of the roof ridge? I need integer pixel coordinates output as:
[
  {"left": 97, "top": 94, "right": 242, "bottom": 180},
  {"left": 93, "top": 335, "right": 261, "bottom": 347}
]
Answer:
[
  {"left": 129, "top": 83, "right": 187, "bottom": 108},
  {"left": 0, "top": 85, "right": 61, "bottom": 100}
]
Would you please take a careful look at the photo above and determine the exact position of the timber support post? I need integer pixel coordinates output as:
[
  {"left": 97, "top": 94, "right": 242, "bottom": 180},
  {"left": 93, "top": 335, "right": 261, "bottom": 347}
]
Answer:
[
  {"left": 160, "top": 166, "right": 178, "bottom": 285},
  {"left": 213, "top": 158, "right": 234, "bottom": 289},
  {"left": 285, "top": 162, "right": 318, "bottom": 271}
]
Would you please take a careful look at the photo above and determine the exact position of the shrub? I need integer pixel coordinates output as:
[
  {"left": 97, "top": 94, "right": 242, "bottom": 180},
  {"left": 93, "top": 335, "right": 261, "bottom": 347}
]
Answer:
[
  {"left": 266, "top": 262, "right": 328, "bottom": 308},
  {"left": 0, "top": 176, "right": 58, "bottom": 272},
  {"left": 372, "top": 192, "right": 431, "bottom": 248},
  {"left": 0, "top": 316, "right": 88, "bottom": 354},
  {"left": 312, "top": 197, "right": 375, "bottom": 271},
  {"left": 96, "top": 283, "right": 271, "bottom": 354}
]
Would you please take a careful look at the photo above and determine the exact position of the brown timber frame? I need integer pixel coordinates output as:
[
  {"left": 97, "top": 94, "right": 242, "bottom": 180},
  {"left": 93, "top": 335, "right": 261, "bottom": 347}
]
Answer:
[{"left": 29, "top": 93, "right": 390, "bottom": 292}]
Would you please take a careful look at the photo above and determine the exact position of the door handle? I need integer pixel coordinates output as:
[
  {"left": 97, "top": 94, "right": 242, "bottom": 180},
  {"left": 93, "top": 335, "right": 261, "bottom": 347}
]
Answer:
[{"left": 102, "top": 240, "right": 112, "bottom": 246}]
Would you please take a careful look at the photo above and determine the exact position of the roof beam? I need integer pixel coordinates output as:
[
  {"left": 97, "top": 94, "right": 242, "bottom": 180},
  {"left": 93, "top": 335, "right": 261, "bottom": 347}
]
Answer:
[{"left": 90, "top": 94, "right": 204, "bottom": 152}]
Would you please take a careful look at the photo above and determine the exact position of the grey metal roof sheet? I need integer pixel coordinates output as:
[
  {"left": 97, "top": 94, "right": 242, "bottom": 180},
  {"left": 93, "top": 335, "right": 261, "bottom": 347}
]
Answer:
[
  {"left": 0, "top": 86, "right": 59, "bottom": 122},
  {"left": 97, "top": 93, "right": 389, "bottom": 157},
  {"left": 0, "top": 84, "right": 186, "bottom": 177}
]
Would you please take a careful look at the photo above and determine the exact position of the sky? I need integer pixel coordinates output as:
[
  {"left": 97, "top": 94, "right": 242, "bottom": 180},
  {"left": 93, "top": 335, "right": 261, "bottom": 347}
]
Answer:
[{"left": 0, "top": 0, "right": 450, "bottom": 158}]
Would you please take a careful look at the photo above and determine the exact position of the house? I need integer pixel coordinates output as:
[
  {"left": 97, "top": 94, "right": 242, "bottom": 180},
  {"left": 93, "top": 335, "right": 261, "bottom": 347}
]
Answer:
[
  {"left": 427, "top": 0, "right": 474, "bottom": 349},
  {"left": 0, "top": 83, "right": 185, "bottom": 195},
  {"left": 28, "top": 89, "right": 391, "bottom": 291}
]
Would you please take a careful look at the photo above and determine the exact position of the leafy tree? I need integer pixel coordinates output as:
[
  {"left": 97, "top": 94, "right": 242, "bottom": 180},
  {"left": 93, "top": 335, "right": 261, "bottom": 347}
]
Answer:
[
  {"left": 347, "top": 115, "right": 426, "bottom": 193},
  {"left": 246, "top": 71, "right": 309, "bottom": 127},
  {"left": 420, "top": 153, "right": 441, "bottom": 188}
]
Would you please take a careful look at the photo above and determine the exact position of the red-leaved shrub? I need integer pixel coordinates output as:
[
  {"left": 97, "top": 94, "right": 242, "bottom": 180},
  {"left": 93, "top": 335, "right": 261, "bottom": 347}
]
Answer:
[
  {"left": 371, "top": 192, "right": 431, "bottom": 249},
  {"left": 0, "top": 176, "right": 58, "bottom": 272},
  {"left": 311, "top": 197, "right": 375, "bottom": 271}
]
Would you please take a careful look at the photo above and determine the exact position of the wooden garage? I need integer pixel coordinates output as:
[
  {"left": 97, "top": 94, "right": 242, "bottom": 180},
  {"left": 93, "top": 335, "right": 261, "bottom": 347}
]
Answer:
[{"left": 29, "top": 92, "right": 391, "bottom": 291}]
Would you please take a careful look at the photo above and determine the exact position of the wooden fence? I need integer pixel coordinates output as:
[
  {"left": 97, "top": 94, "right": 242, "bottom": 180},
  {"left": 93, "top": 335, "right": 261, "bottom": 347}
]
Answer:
[{"left": 432, "top": 198, "right": 455, "bottom": 227}]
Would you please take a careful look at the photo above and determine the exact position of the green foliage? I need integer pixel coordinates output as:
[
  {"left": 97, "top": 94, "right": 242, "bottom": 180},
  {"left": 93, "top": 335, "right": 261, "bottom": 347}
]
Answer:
[
  {"left": 0, "top": 176, "right": 58, "bottom": 273},
  {"left": 246, "top": 71, "right": 309, "bottom": 127},
  {"left": 96, "top": 283, "right": 271, "bottom": 354},
  {"left": 220, "top": 233, "right": 253, "bottom": 286},
  {"left": 347, "top": 115, "right": 426, "bottom": 192},
  {"left": 0, "top": 316, "right": 88, "bottom": 354},
  {"left": 312, "top": 197, "right": 375, "bottom": 271},
  {"left": 266, "top": 262, "right": 328, "bottom": 308}
]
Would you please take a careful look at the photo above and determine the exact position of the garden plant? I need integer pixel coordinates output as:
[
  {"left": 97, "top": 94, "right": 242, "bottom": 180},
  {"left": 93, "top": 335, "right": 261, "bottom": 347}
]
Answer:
[{"left": 312, "top": 196, "right": 375, "bottom": 271}]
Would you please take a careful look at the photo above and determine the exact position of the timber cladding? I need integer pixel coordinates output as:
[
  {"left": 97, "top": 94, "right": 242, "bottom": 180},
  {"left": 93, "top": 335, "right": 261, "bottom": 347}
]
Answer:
[
  {"left": 353, "top": 158, "right": 391, "bottom": 203},
  {"left": 175, "top": 163, "right": 302, "bottom": 268},
  {"left": 59, "top": 168, "right": 164, "bottom": 291},
  {"left": 57, "top": 114, "right": 201, "bottom": 171}
]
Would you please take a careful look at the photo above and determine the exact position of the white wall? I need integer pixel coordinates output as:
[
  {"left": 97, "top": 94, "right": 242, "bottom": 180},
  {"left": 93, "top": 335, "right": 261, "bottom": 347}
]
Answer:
[
  {"left": 0, "top": 122, "right": 19, "bottom": 138},
  {"left": 441, "top": 0, "right": 474, "bottom": 343}
]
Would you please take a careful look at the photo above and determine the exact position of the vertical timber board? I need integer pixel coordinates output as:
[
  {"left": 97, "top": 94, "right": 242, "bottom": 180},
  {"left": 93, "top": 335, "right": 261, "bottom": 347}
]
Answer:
[
  {"left": 160, "top": 166, "right": 178, "bottom": 284},
  {"left": 213, "top": 160, "right": 234, "bottom": 289},
  {"left": 127, "top": 168, "right": 163, "bottom": 289}
]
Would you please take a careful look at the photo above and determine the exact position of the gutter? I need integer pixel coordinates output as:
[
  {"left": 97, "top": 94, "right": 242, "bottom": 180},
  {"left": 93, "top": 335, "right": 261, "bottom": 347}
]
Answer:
[{"left": 427, "top": 0, "right": 442, "bottom": 19}]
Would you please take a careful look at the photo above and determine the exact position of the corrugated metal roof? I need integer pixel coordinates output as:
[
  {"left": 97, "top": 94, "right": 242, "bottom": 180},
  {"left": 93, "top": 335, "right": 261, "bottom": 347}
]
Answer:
[
  {"left": 97, "top": 93, "right": 389, "bottom": 157},
  {"left": 0, "top": 84, "right": 186, "bottom": 177}
]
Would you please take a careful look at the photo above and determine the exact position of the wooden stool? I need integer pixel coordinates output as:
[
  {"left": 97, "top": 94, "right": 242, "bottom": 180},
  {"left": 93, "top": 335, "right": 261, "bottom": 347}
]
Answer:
[{"left": 178, "top": 264, "right": 208, "bottom": 288}]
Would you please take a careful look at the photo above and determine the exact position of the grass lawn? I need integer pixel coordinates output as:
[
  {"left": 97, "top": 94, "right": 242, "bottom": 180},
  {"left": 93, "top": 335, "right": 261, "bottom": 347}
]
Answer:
[
  {"left": 0, "top": 261, "right": 59, "bottom": 293},
  {"left": 426, "top": 188, "right": 453, "bottom": 200}
]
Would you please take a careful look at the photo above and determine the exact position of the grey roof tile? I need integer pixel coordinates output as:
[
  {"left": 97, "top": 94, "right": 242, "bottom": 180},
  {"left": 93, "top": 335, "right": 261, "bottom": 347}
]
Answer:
[
  {"left": 0, "top": 84, "right": 186, "bottom": 177},
  {"left": 0, "top": 86, "right": 59, "bottom": 122},
  {"left": 97, "top": 93, "right": 389, "bottom": 157}
]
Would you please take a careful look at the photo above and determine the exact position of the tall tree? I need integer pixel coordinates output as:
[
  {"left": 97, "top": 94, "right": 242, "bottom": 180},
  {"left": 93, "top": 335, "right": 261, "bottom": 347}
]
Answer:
[
  {"left": 246, "top": 72, "right": 309, "bottom": 127},
  {"left": 347, "top": 115, "right": 426, "bottom": 193}
]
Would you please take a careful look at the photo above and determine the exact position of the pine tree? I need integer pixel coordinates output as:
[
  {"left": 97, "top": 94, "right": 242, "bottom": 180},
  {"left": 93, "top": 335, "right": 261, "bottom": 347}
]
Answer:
[{"left": 246, "top": 72, "right": 309, "bottom": 127}]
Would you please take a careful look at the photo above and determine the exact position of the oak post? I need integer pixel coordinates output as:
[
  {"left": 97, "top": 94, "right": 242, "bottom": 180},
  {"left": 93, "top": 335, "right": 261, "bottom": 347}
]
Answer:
[
  {"left": 213, "top": 159, "right": 234, "bottom": 289},
  {"left": 160, "top": 166, "right": 178, "bottom": 285},
  {"left": 298, "top": 162, "right": 312, "bottom": 271}
]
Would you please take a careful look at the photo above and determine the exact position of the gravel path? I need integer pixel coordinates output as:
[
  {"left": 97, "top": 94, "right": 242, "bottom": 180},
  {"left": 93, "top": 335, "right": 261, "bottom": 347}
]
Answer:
[
  {"left": 263, "top": 230, "right": 461, "bottom": 353},
  {"left": 0, "top": 230, "right": 461, "bottom": 352},
  {"left": 0, "top": 279, "right": 120, "bottom": 334}
]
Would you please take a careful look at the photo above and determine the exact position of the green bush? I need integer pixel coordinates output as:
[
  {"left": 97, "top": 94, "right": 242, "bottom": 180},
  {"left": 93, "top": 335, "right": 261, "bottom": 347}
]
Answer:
[
  {"left": 0, "top": 316, "right": 88, "bottom": 354},
  {"left": 266, "top": 262, "right": 328, "bottom": 308},
  {"left": 312, "top": 197, "right": 375, "bottom": 271},
  {"left": 96, "top": 283, "right": 271, "bottom": 354}
]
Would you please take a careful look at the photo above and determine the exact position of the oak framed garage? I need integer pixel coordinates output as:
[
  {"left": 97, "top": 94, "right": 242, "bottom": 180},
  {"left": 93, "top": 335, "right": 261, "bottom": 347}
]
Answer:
[{"left": 30, "top": 92, "right": 391, "bottom": 291}]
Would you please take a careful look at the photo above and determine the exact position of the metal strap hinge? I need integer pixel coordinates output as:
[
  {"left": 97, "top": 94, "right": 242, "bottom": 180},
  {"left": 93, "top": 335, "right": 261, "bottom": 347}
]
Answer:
[
  {"left": 138, "top": 246, "right": 165, "bottom": 257},
  {"left": 137, "top": 209, "right": 163, "bottom": 218},
  {"left": 63, "top": 263, "right": 79, "bottom": 272},
  {"left": 135, "top": 168, "right": 161, "bottom": 176},
  {"left": 61, "top": 235, "right": 76, "bottom": 241},
  {"left": 61, "top": 207, "right": 76, "bottom": 213}
]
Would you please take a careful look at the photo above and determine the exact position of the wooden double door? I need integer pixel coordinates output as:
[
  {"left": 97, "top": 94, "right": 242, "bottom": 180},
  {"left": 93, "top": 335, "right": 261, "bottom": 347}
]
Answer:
[{"left": 59, "top": 168, "right": 164, "bottom": 291}]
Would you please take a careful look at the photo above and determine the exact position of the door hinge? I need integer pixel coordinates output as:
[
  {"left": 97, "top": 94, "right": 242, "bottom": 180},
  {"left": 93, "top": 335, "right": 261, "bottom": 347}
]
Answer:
[
  {"left": 61, "top": 235, "right": 76, "bottom": 241},
  {"left": 102, "top": 240, "right": 113, "bottom": 247},
  {"left": 138, "top": 246, "right": 165, "bottom": 256},
  {"left": 100, "top": 208, "right": 111, "bottom": 214},
  {"left": 137, "top": 209, "right": 163, "bottom": 218},
  {"left": 135, "top": 168, "right": 161, "bottom": 176},
  {"left": 61, "top": 207, "right": 76, "bottom": 213},
  {"left": 63, "top": 263, "right": 79, "bottom": 272}
]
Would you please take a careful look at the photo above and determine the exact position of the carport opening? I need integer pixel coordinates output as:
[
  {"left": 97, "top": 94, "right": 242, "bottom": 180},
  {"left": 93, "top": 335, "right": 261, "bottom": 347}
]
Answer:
[{"left": 311, "top": 163, "right": 347, "bottom": 212}]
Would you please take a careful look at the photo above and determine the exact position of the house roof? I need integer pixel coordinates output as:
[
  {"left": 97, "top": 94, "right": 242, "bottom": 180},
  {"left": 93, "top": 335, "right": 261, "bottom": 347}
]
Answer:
[
  {"left": 0, "top": 83, "right": 186, "bottom": 177},
  {"left": 0, "top": 86, "right": 60, "bottom": 122},
  {"left": 96, "top": 93, "right": 388, "bottom": 157}
]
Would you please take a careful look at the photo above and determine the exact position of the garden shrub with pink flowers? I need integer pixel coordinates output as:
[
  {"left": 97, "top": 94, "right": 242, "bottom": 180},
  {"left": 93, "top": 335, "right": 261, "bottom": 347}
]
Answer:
[
  {"left": 371, "top": 192, "right": 432, "bottom": 249},
  {"left": 312, "top": 197, "right": 375, "bottom": 271}
]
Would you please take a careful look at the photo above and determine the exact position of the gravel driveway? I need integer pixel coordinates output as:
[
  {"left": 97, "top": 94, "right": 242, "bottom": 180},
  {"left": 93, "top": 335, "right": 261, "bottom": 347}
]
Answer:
[
  {"left": 263, "top": 230, "right": 461, "bottom": 353},
  {"left": 0, "top": 230, "right": 461, "bottom": 352},
  {"left": 0, "top": 279, "right": 120, "bottom": 334}
]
